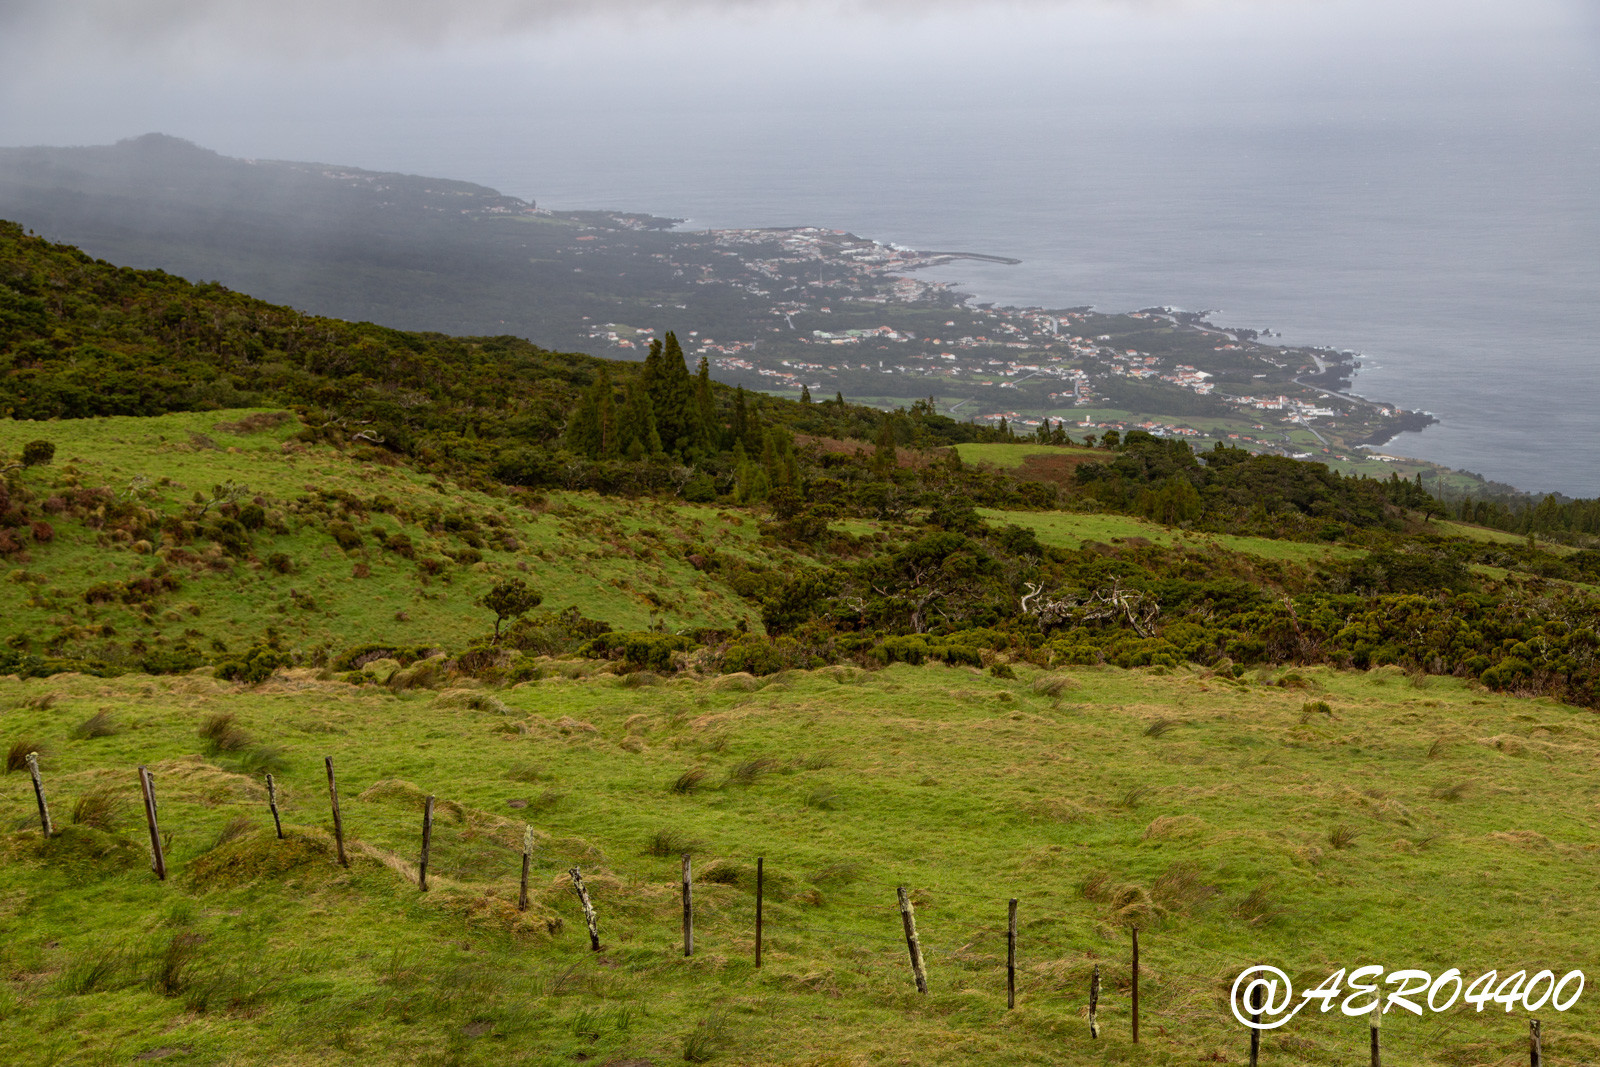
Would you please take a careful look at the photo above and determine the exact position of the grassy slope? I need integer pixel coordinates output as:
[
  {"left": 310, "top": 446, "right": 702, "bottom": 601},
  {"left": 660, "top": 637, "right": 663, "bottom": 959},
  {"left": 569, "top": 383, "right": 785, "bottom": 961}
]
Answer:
[
  {"left": 976, "top": 508, "right": 1363, "bottom": 565},
  {"left": 0, "top": 410, "right": 788, "bottom": 654},
  {"left": 2, "top": 663, "right": 1597, "bottom": 1065}
]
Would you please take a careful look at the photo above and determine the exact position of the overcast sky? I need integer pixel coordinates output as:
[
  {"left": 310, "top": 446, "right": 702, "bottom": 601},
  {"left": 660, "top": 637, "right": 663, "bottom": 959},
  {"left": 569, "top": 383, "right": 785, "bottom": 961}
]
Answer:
[{"left": 2, "top": 0, "right": 1596, "bottom": 159}]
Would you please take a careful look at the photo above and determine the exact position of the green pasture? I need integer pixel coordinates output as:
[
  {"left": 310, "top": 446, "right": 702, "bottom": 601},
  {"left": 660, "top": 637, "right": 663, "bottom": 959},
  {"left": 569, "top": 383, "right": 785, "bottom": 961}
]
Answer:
[{"left": 1, "top": 663, "right": 1596, "bottom": 1064}]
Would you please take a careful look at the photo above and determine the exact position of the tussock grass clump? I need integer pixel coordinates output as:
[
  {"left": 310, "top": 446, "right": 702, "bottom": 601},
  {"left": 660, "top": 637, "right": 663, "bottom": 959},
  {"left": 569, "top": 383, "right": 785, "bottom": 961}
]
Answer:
[
  {"left": 1433, "top": 779, "right": 1474, "bottom": 801},
  {"left": 1030, "top": 674, "right": 1076, "bottom": 697},
  {"left": 70, "top": 709, "right": 118, "bottom": 740},
  {"left": 1234, "top": 883, "right": 1285, "bottom": 926},
  {"left": 71, "top": 786, "right": 121, "bottom": 831},
  {"left": 507, "top": 763, "right": 544, "bottom": 783},
  {"left": 1426, "top": 735, "right": 1453, "bottom": 758},
  {"left": 803, "top": 786, "right": 840, "bottom": 811},
  {"left": 6, "top": 738, "right": 42, "bottom": 773},
  {"left": 671, "top": 767, "right": 708, "bottom": 794},
  {"left": 232, "top": 744, "right": 290, "bottom": 777},
  {"left": 1328, "top": 824, "right": 1360, "bottom": 849},
  {"left": 808, "top": 861, "right": 863, "bottom": 889},
  {"left": 1120, "top": 785, "right": 1152, "bottom": 809},
  {"left": 210, "top": 815, "right": 256, "bottom": 851},
  {"left": 58, "top": 944, "right": 131, "bottom": 995},
  {"left": 619, "top": 671, "right": 662, "bottom": 688},
  {"left": 723, "top": 756, "right": 781, "bottom": 787},
  {"left": 148, "top": 931, "right": 206, "bottom": 997},
  {"left": 682, "top": 1010, "right": 730, "bottom": 1063},
  {"left": 644, "top": 828, "right": 706, "bottom": 857},
  {"left": 199, "top": 712, "right": 253, "bottom": 753},
  {"left": 17, "top": 692, "right": 58, "bottom": 711},
  {"left": 1143, "top": 717, "right": 1177, "bottom": 738}
]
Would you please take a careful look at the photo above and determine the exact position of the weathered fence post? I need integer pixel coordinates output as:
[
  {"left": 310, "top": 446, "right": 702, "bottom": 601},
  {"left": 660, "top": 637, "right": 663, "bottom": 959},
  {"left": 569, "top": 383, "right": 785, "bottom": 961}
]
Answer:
[
  {"left": 518, "top": 825, "right": 533, "bottom": 912},
  {"left": 418, "top": 795, "right": 434, "bottom": 892},
  {"left": 1530, "top": 1018, "right": 1542, "bottom": 1067},
  {"left": 324, "top": 756, "right": 348, "bottom": 868},
  {"left": 682, "top": 854, "right": 694, "bottom": 957},
  {"left": 1370, "top": 999, "right": 1381, "bottom": 1067},
  {"left": 137, "top": 765, "right": 166, "bottom": 881},
  {"left": 1089, "top": 963, "right": 1101, "bottom": 1038},
  {"left": 570, "top": 866, "right": 600, "bottom": 950},
  {"left": 1249, "top": 980, "right": 1262, "bottom": 1067},
  {"left": 754, "top": 856, "right": 764, "bottom": 968},
  {"left": 897, "top": 886, "right": 928, "bottom": 994},
  {"left": 25, "top": 752, "right": 51, "bottom": 838},
  {"left": 265, "top": 772, "right": 284, "bottom": 840},
  {"left": 1007, "top": 898, "right": 1018, "bottom": 1009},
  {"left": 1131, "top": 926, "right": 1140, "bottom": 1044}
]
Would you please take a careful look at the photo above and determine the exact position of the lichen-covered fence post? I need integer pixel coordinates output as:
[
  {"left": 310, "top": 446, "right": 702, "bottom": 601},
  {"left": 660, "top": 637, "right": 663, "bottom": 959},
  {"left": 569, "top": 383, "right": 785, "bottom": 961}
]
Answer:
[
  {"left": 518, "top": 826, "right": 533, "bottom": 911},
  {"left": 570, "top": 866, "right": 600, "bottom": 950},
  {"left": 897, "top": 887, "right": 927, "bottom": 994},
  {"left": 1089, "top": 963, "right": 1100, "bottom": 1038},
  {"left": 25, "top": 752, "right": 51, "bottom": 838}
]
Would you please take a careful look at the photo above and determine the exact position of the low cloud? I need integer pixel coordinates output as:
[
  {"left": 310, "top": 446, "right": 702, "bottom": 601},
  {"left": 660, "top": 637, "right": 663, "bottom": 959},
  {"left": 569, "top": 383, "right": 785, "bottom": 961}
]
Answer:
[{"left": 2, "top": 0, "right": 1217, "bottom": 59}]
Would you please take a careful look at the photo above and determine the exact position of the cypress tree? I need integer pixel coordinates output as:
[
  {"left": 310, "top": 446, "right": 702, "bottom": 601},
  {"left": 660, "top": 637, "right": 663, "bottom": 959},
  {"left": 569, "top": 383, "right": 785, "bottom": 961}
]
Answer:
[
  {"left": 732, "top": 386, "right": 750, "bottom": 450},
  {"left": 695, "top": 356, "right": 715, "bottom": 442},
  {"left": 800, "top": 384, "right": 812, "bottom": 404},
  {"left": 564, "top": 367, "right": 616, "bottom": 458},
  {"left": 618, "top": 375, "right": 663, "bottom": 460}
]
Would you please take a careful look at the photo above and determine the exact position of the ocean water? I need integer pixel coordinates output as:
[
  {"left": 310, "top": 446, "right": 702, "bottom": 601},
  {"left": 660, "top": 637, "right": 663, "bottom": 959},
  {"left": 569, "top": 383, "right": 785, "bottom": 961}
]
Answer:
[{"left": 316, "top": 99, "right": 1600, "bottom": 497}]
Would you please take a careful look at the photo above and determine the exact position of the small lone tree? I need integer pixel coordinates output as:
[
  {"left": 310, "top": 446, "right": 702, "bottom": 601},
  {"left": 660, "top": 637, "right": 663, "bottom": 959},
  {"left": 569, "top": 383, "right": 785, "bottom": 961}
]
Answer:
[
  {"left": 482, "top": 578, "right": 542, "bottom": 644},
  {"left": 20, "top": 440, "right": 54, "bottom": 467}
]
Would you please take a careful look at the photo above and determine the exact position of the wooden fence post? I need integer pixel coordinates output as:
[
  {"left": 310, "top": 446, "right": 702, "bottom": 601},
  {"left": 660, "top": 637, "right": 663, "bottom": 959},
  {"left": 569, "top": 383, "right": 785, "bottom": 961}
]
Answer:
[
  {"left": 1007, "top": 898, "right": 1018, "bottom": 1009},
  {"left": 1131, "top": 927, "right": 1140, "bottom": 1044},
  {"left": 570, "top": 866, "right": 600, "bottom": 951},
  {"left": 1249, "top": 981, "right": 1261, "bottom": 1067},
  {"left": 1089, "top": 963, "right": 1101, "bottom": 1038},
  {"left": 754, "top": 856, "right": 764, "bottom": 968},
  {"left": 265, "top": 772, "right": 284, "bottom": 840},
  {"left": 25, "top": 752, "right": 51, "bottom": 838},
  {"left": 682, "top": 854, "right": 694, "bottom": 957},
  {"left": 1369, "top": 999, "right": 1381, "bottom": 1067},
  {"left": 518, "top": 825, "right": 533, "bottom": 912},
  {"left": 418, "top": 795, "right": 434, "bottom": 892},
  {"left": 1530, "top": 1018, "right": 1541, "bottom": 1067},
  {"left": 897, "top": 887, "right": 928, "bottom": 994},
  {"left": 324, "top": 756, "right": 348, "bottom": 868},
  {"left": 137, "top": 765, "right": 166, "bottom": 881}
]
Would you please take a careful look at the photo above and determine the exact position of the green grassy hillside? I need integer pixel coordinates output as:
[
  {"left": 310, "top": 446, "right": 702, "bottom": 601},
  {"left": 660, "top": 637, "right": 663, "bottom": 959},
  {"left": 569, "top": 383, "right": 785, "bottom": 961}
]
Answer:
[
  {"left": 0, "top": 408, "right": 797, "bottom": 663},
  {"left": 3, "top": 662, "right": 1596, "bottom": 1065}
]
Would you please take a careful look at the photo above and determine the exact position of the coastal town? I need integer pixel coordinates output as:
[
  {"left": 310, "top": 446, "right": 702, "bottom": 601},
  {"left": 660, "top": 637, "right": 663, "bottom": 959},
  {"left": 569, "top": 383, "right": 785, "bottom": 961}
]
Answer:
[{"left": 567, "top": 219, "right": 1432, "bottom": 463}]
